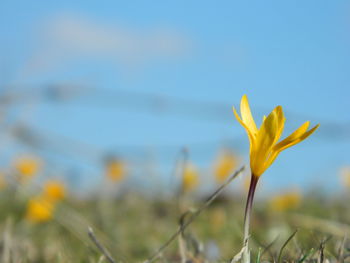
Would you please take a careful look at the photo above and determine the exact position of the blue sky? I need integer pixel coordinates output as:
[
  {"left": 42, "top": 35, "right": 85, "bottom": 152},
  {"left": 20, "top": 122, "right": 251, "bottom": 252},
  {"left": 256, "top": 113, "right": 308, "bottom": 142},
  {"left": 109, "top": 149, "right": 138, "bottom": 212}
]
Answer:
[{"left": 0, "top": 1, "right": 349, "bottom": 192}]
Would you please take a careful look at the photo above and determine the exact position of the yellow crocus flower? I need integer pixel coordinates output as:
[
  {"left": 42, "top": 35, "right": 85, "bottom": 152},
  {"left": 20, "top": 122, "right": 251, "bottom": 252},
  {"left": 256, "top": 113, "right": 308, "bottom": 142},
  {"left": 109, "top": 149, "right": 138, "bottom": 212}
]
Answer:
[
  {"left": 26, "top": 196, "right": 54, "bottom": 223},
  {"left": 209, "top": 207, "right": 227, "bottom": 232},
  {"left": 340, "top": 166, "right": 350, "bottom": 188},
  {"left": 233, "top": 95, "right": 319, "bottom": 177},
  {"left": 43, "top": 181, "right": 66, "bottom": 202},
  {"left": 105, "top": 160, "right": 125, "bottom": 182},
  {"left": 0, "top": 172, "right": 7, "bottom": 190},
  {"left": 181, "top": 163, "right": 199, "bottom": 192},
  {"left": 214, "top": 151, "right": 238, "bottom": 183},
  {"left": 269, "top": 190, "right": 302, "bottom": 212},
  {"left": 233, "top": 95, "right": 319, "bottom": 261},
  {"left": 14, "top": 156, "right": 41, "bottom": 180}
]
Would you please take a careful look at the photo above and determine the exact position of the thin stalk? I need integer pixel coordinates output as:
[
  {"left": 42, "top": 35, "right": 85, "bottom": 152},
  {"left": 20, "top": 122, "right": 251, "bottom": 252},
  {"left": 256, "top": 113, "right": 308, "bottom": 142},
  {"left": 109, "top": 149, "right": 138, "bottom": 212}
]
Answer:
[{"left": 243, "top": 174, "right": 259, "bottom": 247}]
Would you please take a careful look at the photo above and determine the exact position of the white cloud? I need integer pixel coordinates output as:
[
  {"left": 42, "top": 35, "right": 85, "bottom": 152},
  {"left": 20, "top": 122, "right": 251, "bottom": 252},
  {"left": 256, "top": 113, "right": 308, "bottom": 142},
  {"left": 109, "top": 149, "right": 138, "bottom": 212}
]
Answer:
[{"left": 21, "top": 13, "right": 192, "bottom": 77}]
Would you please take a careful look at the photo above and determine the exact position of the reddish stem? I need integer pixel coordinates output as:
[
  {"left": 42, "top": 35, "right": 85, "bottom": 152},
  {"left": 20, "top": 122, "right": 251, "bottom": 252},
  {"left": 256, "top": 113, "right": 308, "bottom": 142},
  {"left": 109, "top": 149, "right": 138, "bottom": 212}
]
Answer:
[{"left": 243, "top": 174, "right": 259, "bottom": 245}]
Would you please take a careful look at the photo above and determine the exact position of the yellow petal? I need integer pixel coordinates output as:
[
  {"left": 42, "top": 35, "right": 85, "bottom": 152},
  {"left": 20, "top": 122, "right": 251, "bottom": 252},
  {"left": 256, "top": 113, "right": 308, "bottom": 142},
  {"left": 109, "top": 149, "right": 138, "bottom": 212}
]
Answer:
[
  {"left": 278, "top": 123, "right": 319, "bottom": 152},
  {"left": 233, "top": 107, "right": 256, "bottom": 152},
  {"left": 265, "top": 123, "right": 319, "bottom": 170},
  {"left": 240, "top": 95, "right": 258, "bottom": 134},
  {"left": 273, "top": 121, "right": 310, "bottom": 152},
  {"left": 299, "top": 124, "right": 320, "bottom": 140},
  {"left": 272, "top": 106, "right": 285, "bottom": 145},
  {"left": 251, "top": 110, "right": 278, "bottom": 176},
  {"left": 256, "top": 110, "right": 279, "bottom": 153}
]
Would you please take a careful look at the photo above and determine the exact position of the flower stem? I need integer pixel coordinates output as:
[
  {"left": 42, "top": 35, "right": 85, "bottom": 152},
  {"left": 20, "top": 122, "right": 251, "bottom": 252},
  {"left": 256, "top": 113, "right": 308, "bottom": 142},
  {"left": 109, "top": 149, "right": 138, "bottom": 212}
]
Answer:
[{"left": 243, "top": 174, "right": 259, "bottom": 246}]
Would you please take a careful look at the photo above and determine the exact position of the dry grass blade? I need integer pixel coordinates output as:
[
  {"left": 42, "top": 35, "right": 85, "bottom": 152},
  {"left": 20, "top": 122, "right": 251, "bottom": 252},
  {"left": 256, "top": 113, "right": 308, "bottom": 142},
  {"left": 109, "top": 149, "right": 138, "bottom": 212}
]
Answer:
[
  {"left": 318, "top": 243, "right": 325, "bottom": 263},
  {"left": 337, "top": 236, "right": 346, "bottom": 263},
  {"left": 277, "top": 229, "right": 298, "bottom": 263},
  {"left": 231, "top": 238, "right": 249, "bottom": 263},
  {"left": 261, "top": 234, "right": 279, "bottom": 260},
  {"left": 2, "top": 218, "right": 13, "bottom": 263},
  {"left": 144, "top": 165, "right": 245, "bottom": 263},
  {"left": 317, "top": 236, "right": 331, "bottom": 263},
  {"left": 88, "top": 227, "right": 116, "bottom": 263},
  {"left": 178, "top": 211, "right": 192, "bottom": 263}
]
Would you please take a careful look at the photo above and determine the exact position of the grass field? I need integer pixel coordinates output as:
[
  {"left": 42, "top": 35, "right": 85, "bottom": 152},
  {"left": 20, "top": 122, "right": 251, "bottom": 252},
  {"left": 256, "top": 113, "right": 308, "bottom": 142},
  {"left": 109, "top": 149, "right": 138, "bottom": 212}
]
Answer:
[{"left": 0, "top": 171, "right": 349, "bottom": 263}]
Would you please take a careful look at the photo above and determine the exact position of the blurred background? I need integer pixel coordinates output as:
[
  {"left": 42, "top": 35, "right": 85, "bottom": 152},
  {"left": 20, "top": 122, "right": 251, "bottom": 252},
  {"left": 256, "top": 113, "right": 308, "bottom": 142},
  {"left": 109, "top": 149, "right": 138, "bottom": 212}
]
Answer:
[
  {"left": 0, "top": 0, "right": 350, "bottom": 195},
  {"left": 1, "top": 1, "right": 350, "bottom": 262}
]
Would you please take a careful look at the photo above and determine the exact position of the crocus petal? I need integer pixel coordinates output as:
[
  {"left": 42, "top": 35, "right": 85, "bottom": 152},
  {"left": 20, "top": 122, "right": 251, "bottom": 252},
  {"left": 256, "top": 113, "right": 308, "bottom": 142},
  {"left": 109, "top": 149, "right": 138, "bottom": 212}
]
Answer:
[
  {"left": 251, "top": 110, "right": 278, "bottom": 176},
  {"left": 276, "top": 124, "right": 319, "bottom": 153},
  {"left": 240, "top": 95, "right": 258, "bottom": 134},
  {"left": 273, "top": 121, "right": 310, "bottom": 152},
  {"left": 299, "top": 124, "right": 320, "bottom": 140},
  {"left": 233, "top": 107, "right": 256, "bottom": 152},
  {"left": 272, "top": 106, "right": 285, "bottom": 145},
  {"left": 265, "top": 124, "right": 319, "bottom": 170}
]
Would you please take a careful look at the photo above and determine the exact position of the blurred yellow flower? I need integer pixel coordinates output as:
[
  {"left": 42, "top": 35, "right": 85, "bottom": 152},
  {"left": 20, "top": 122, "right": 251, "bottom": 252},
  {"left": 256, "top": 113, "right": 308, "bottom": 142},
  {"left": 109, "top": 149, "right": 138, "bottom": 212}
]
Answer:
[
  {"left": 269, "top": 191, "right": 302, "bottom": 212},
  {"left": 233, "top": 95, "right": 319, "bottom": 177},
  {"left": 209, "top": 207, "right": 227, "bottom": 232},
  {"left": 26, "top": 197, "right": 54, "bottom": 223},
  {"left": 0, "top": 172, "right": 7, "bottom": 190},
  {"left": 214, "top": 151, "right": 238, "bottom": 183},
  {"left": 340, "top": 166, "right": 350, "bottom": 188},
  {"left": 14, "top": 156, "right": 41, "bottom": 180},
  {"left": 182, "top": 163, "right": 199, "bottom": 192},
  {"left": 43, "top": 181, "right": 66, "bottom": 202},
  {"left": 105, "top": 160, "right": 125, "bottom": 181}
]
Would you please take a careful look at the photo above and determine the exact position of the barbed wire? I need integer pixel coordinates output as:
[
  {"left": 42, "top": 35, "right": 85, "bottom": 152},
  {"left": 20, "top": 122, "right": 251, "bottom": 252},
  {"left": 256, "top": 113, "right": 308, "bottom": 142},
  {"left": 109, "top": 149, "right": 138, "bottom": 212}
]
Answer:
[
  {"left": 0, "top": 83, "right": 347, "bottom": 185},
  {"left": 1, "top": 84, "right": 349, "bottom": 140}
]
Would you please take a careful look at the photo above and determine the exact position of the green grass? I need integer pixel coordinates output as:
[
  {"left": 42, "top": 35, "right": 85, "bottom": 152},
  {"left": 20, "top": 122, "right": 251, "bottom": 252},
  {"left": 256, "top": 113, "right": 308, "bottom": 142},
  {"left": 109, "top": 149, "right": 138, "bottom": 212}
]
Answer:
[{"left": 0, "top": 185, "right": 349, "bottom": 263}]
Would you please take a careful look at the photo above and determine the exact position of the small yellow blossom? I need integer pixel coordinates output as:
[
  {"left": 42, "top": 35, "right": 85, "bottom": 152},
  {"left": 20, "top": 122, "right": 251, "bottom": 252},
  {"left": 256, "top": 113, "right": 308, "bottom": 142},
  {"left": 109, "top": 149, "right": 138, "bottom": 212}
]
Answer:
[
  {"left": 214, "top": 150, "right": 238, "bottom": 183},
  {"left": 43, "top": 181, "right": 66, "bottom": 202},
  {"left": 26, "top": 197, "right": 54, "bottom": 223},
  {"left": 233, "top": 95, "right": 319, "bottom": 177},
  {"left": 14, "top": 156, "right": 41, "bottom": 180},
  {"left": 0, "top": 172, "right": 7, "bottom": 190},
  {"left": 182, "top": 163, "right": 199, "bottom": 192},
  {"left": 209, "top": 208, "right": 227, "bottom": 232},
  {"left": 105, "top": 160, "right": 125, "bottom": 182},
  {"left": 269, "top": 191, "right": 302, "bottom": 212},
  {"left": 340, "top": 166, "right": 350, "bottom": 188}
]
